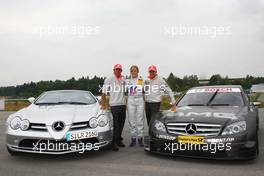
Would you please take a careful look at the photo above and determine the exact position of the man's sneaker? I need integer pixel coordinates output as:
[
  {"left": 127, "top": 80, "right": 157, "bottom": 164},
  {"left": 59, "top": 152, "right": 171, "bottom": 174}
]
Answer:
[
  {"left": 129, "top": 138, "right": 137, "bottom": 147},
  {"left": 138, "top": 137, "right": 144, "bottom": 147}
]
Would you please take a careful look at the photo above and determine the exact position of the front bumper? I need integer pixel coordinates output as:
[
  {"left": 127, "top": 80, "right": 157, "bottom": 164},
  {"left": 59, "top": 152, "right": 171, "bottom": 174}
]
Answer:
[
  {"left": 6, "top": 130, "right": 112, "bottom": 155},
  {"left": 144, "top": 135, "right": 258, "bottom": 160}
]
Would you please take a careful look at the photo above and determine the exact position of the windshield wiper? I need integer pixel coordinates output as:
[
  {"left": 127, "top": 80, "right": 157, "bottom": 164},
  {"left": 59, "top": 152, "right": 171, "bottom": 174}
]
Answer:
[
  {"left": 209, "top": 103, "right": 230, "bottom": 106},
  {"left": 206, "top": 89, "right": 219, "bottom": 106},
  {"left": 187, "top": 104, "right": 206, "bottom": 106},
  {"left": 35, "top": 102, "right": 59, "bottom": 105},
  {"left": 57, "top": 101, "right": 89, "bottom": 105},
  {"left": 35, "top": 102, "right": 89, "bottom": 105}
]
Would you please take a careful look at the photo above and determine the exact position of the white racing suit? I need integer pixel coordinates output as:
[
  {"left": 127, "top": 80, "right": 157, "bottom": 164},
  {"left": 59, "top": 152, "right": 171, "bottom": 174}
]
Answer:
[{"left": 126, "top": 77, "right": 145, "bottom": 138}]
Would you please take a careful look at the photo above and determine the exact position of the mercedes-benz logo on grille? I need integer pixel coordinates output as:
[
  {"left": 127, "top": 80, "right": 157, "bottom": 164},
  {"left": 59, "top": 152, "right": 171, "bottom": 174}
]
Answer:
[
  {"left": 52, "top": 121, "right": 65, "bottom": 131},
  {"left": 185, "top": 123, "right": 197, "bottom": 135}
]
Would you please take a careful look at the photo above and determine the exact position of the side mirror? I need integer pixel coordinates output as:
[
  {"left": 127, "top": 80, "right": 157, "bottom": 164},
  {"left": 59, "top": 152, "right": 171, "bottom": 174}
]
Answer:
[
  {"left": 28, "top": 97, "right": 35, "bottom": 104},
  {"left": 253, "top": 102, "right": 261, "bottom": 107}
]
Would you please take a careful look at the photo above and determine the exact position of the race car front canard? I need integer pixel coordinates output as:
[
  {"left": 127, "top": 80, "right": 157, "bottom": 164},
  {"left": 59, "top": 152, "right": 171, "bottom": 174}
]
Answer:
[{"left": 187, "top": 87, "right": 241, "bottom": 94}]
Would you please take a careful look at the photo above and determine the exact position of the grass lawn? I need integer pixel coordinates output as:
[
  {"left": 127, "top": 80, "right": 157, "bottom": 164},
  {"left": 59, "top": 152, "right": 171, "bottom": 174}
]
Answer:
[{"left": 5, "top": 101, "right": 30, "bottom": 111}]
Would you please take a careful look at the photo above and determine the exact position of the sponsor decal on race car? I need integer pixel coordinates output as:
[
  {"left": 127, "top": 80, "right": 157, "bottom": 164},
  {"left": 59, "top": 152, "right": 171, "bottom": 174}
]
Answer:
[
  {"left": 205, "top": 138, "right": 235, "bottom": 143},
  {"left": 187, "top": 87, "right": 241, "bottom": 94},
  {"left": 178, "top": 136, "right": 205, "bottom": 144},
  {"left": 155, "top": 134, "right": 176, "bottom": 140},
  {"left": 169, "top": 111, "right": 238, "bottom": 120},
  {"left": 177, "top": 106, "right": 193, "bottom": 111}
]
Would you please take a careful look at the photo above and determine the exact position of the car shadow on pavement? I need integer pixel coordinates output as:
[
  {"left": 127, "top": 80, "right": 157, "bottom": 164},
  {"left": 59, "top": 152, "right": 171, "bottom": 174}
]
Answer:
[
  {"left": 144, "top": 151, "right": 258, "bottom": 166},
  {"left": 6, "top": 146, "right": 259, "bottom": 166}
]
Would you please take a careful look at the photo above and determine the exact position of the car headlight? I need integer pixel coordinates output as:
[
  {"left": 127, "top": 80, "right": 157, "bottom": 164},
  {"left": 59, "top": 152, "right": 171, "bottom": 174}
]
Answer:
[
  {"left": 153, "top": 120, "right": 166, "bottom": 132},
  {"left": 20, "top": 119, "right": 30, "bottom": 131},
  {"left": 98, "top": 114, "right": 109, "bottom": 127},
  {"left": 10, "top": 117, "right": 30, "bottom": 131},
  {"left": 10, "top": 117, "right": 22, "bottom": 130},
  {"left": 89, "top": 117, "right": 98, "bottom": 128},
  {"left": 222, "top": 121, "right": 246, "bottom": 136}
]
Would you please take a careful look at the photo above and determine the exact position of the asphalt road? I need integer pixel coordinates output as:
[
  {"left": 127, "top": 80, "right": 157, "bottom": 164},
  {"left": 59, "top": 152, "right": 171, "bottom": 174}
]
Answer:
[{"left": 0, "top": 109, "right": 263, "bottom": 176}]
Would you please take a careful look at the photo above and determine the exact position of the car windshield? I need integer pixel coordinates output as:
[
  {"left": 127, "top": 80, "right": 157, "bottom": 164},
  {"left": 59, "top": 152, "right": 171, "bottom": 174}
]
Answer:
[
  {"left": 177, "top": 88, "right": 245, "bottom": 107},
  {"left": 34, "top": 91, "right": 97, "bottom": 105}
]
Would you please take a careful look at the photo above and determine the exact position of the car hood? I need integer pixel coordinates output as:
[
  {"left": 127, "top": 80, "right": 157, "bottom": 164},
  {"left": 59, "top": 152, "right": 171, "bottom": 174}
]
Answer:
[
  {"left": 15, "top": 103, "right": 100, "bottom": 126},
  {"left": 163, "top": 106, "right": 248, "bottom": 126}
]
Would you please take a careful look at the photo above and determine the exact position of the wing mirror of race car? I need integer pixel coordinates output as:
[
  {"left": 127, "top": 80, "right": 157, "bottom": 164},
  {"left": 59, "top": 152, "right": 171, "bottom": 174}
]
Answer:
[{"left": 28, "top": 97, "right": 35, "bottom": 104}]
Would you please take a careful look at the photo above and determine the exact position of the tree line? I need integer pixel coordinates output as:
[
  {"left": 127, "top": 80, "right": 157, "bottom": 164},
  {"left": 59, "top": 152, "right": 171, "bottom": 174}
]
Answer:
[
  {"left": 0, "top": 74, "right": 263, "bottom": 98},
  {"left": 0, "top": 76, "right": 105, "bottom": 98},
  {"left": 165, "top": 74, "right": 264, "bottom": 92}
]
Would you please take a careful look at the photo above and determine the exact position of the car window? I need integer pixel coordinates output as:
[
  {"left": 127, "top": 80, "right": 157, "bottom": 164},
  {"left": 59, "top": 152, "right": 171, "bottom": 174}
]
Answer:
[
  {"left": 35, "top": 91, "right": 97, "bottom": 105},
  {"left": 210, "top": 92, "right": 244, "bottom": 106},
  {"left": 177, "top": 88, "right": 244, "bottom": 106},
  {"left": 177, "top": 93, "right": 213, "bottom": 106}
]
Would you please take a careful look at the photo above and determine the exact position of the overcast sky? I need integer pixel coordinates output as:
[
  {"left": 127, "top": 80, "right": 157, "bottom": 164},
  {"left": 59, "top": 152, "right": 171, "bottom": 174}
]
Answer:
[{"left": 0, "top": 0, "right": 263, "bottom": 86}]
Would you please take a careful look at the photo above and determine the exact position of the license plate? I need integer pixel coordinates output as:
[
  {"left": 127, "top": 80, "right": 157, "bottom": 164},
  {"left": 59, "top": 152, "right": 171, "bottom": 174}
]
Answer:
[
  {"left": 178, "top": 136, "right": 205, "bottom": 144},
  {"left": 66, "top": 130, "right": 98, "bottom": 141}
]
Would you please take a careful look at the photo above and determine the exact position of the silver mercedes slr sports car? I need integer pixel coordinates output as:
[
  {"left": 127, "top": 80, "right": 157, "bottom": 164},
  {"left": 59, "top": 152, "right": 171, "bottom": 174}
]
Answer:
[{"left": 6, "top": 90, "right": 113, "bottom": 155}]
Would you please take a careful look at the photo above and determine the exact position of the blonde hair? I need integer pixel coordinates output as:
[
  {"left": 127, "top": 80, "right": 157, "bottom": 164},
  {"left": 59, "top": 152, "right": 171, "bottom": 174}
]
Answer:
[{"left": 130, "top": 65, "right": 139, "bottom": 72}]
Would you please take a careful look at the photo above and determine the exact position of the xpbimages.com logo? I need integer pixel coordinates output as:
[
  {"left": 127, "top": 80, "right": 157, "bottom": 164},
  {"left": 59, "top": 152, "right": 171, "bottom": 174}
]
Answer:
[
  {"left": 164, "top": 142, "right": 232, "bottom": 154},
  {"left": 98, "top": 83, "right": 167, "bottom": 95},
  {"left": 32, "top": 141, "right": 100, "bottom": 153}
]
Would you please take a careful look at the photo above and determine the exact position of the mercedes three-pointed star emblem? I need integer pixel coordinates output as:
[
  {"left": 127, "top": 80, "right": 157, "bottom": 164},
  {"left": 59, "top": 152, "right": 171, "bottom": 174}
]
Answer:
[
  {"left": 52, "top": 121, "right": 65, "bottom": 132},
  {"left": 185, "top": 123, "right": 197, "bottom": 135}
]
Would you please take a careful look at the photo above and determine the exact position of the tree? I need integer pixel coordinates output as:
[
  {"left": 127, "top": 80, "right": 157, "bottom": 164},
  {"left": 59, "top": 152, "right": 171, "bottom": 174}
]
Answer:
[
  {"left": 209, "top": 74, "right": 223, "bottom": 85},
  {"left": 166, "top": 73, "right": 177, "bottom": 91}
]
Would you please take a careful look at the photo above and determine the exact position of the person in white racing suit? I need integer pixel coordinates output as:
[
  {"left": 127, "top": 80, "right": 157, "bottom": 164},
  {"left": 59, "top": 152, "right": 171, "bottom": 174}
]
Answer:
[{"left": 126, "top": 65, "right": 145, "bottom": 147}]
